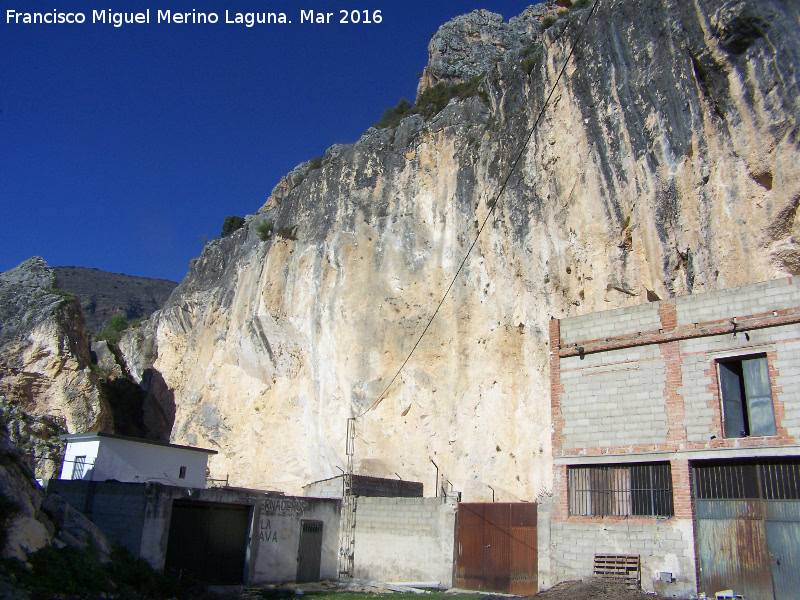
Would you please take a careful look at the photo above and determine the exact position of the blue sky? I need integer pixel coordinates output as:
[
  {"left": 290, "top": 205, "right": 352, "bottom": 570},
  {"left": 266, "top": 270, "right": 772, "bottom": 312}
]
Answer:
[{"left": 1, "top": 0, "right": 537, "bottom": 282}]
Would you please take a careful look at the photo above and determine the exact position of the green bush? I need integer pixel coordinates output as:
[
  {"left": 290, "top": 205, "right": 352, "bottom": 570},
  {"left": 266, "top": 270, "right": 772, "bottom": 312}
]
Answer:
[
  {"left": 220, "top": 215, "right": 246, "bottom": 237},
  {"left": 0, "top": 543, "right": 203, "bottom": 600},
  {"left": 572, "top": 0, "right": 593, "bottom": 8},
  {"left": 374, "top": 75, "right": 489, "bottom": 129},
  {"left": 375, "top": 98, "right": 413, "bottom": 128},
  {"left": 256, "top": 220, "right": 274, "bottom": 241},
  {"left": 541, "top": 15, "right": 558, "bottom": 29},
  {"left": 96, "top": 315, "right": 129, "bottom": 345}
]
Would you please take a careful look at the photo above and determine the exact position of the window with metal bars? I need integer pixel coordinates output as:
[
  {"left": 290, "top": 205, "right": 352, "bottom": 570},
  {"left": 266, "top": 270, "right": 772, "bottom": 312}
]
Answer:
[
  {"left": 71, "top": 456, "right": 87, "bottom": 480},
  {"left": 693, "top": 460, "right": 800, "bottom": 500},
  {"left": 569, "top": 463, "right": 674, "bottom": 517}
]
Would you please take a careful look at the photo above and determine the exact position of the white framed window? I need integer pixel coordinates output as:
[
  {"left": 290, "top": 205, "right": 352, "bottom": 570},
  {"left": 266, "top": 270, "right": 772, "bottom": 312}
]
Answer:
[{"left": 718, "top": 354, "right": 776, "bottom": 438}]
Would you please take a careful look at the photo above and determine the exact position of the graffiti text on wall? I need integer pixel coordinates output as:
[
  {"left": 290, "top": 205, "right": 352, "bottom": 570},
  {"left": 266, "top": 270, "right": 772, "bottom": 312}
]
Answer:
[
  {"left": 259, "top": 497, "right": 307, "bottom": 519},
  {"left": 259, "top": 517, "right": 278, "bottom": 543}
]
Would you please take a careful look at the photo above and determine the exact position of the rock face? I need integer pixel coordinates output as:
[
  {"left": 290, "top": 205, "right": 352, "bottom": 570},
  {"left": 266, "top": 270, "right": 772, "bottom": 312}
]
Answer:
[
  {"left": 53, "top": 266, "right": 178, "bottom": 334},
  {"left": 0, "top": 424, "right": 111, "bottom": 562},
  {"left": 0, "top": 258, "right": 111, "bottom": 436},
  {"left": 121, "top": 0, "right": 800, "bottom": 500}
]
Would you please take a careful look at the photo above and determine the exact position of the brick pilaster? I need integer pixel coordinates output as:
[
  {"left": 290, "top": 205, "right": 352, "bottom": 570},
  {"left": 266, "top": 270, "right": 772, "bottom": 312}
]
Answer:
[{"left": 550, "top": 317, "right": 565, "bottom": 455}]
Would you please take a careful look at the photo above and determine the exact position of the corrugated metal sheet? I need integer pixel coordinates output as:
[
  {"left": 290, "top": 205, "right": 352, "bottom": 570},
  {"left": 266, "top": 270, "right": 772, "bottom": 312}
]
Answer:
[
  {"left": 454, "top": 503, "right": 537, "bottom": 594},
  {"left": 766, "top": 502, "right": 800, "bottom": 600},
  {"left": 694, "top": 461, "right": 800, "bottom": 600},
  {"left": 695, "top": 501, "right": 772, "bottom": 599}
]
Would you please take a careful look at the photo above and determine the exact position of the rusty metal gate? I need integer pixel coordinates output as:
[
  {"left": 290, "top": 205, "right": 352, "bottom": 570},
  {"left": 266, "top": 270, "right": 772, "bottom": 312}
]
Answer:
[
  {"left": 454, "top": 502, "right": 537, "bottom": 594},
  {"left": 694, "top": 460, "right": 800, "bottom": 600}
]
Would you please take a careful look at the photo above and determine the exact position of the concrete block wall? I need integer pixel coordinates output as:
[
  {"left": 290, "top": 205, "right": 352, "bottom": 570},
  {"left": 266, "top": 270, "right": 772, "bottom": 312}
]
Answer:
[
  {"left": 774, "top": 338, "right": 800, "bottom": 437},
  {"left": 560, "top": 303, "right": 660, "bottom": 345},
  {"left": 549, "top": 519, "right": 696, "bottom": 597},
  {"left": 353, "top": 496, "right": 456, "bottom": 587},
  {"left": 675, "top": 278, "right": 800, "bottom": 326},
  {"left": 48, "top": 480, "right": 147, "bottom": 554},
  {"left": 678, "top": 323, "right": 800, "bottom": 442},
  {"left": 559, "top": 345, "right": 668, "bottom": 449}
]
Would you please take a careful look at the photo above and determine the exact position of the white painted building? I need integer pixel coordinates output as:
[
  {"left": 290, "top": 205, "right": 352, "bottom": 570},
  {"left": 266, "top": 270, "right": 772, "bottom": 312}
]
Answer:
[{"left": 59, "top": 432, "right": 216, "bottom": 488}]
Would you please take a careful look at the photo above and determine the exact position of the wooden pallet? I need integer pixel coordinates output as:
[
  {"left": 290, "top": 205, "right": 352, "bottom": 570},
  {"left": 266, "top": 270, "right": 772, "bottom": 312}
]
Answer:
[{"left": 593, "top": 554, "right": 641, "bottom": 589}]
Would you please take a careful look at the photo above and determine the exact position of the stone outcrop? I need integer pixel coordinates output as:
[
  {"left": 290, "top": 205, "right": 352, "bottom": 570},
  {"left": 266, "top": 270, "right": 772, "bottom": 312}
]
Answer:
[
  {"left": 0, "top": 425, "right": 110, "bottom": 562},
  {"left": 0, "top": 258, "right": 111, "bottom": 436}
]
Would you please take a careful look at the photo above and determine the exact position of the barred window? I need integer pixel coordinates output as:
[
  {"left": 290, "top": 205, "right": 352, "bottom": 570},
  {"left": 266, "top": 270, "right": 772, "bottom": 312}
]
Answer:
[
  {"left": 71, "top": 456, "right": 87, "bottom": 480},
  {"left": 569, "top": 463, "right": 674, "bottom": 517}
]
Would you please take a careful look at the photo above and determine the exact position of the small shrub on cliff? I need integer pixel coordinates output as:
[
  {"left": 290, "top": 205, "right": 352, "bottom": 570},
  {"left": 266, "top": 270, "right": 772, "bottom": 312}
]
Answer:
[
  {"left": 96, "top": 315, "right": 128, "bottom": 345},
  {"left": 375, "top": 75, "right": 488, "bottom": 129},
  {"left": 572, "top": 0, "right": 593, "bottom": 8},
  {"left": 220, "top": 215, "right": 246, "bottom": 237},
  {"left": 541, "top": 15, "right": 558, "bottom": 29},
  {"left": 375, "top": 98, "right": 413, "bottom": 128},
  {"left": 256, "top": 220, "right": 274, "bottom": 241}
]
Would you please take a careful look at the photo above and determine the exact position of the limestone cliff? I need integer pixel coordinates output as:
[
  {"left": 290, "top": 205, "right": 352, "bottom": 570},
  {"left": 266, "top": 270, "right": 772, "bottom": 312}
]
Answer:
[
  {"left": 122, "top": 0, "right": 800, "bottom": 500},
  {"left": 0, "top": 258, "right": 110, "bottom": 437}
]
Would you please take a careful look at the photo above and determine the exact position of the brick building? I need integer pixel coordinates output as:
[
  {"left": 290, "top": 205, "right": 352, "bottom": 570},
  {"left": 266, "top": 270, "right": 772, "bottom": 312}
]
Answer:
[{"left": 542, "top": 277, "right": 800, "bottom": 599}]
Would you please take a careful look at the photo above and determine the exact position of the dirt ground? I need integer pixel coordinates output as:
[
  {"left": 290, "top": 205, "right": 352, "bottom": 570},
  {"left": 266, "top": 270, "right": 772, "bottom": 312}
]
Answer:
[{"left": 529, "top": 579, "right": 669, "bottom": 600}]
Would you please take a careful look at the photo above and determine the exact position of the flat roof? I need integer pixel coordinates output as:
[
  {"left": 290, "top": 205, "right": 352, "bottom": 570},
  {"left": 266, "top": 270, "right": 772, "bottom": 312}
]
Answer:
[{"left": 59, "top": 432, "right": 218, "bottom": 454}]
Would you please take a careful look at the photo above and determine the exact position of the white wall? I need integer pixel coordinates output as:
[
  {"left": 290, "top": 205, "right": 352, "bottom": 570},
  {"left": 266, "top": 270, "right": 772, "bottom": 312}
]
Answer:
[
  {"left": 96, "top": 437, "right": 209, "bottom": 487},
  {"left": 353, "top": 496, "right": 457, "bottom": 587},
  {"left": 60, "top": 439, "right": 100, "bottom": 480},
  {"left": 60, "top": 436, "right": 210, "bottom": 488}
]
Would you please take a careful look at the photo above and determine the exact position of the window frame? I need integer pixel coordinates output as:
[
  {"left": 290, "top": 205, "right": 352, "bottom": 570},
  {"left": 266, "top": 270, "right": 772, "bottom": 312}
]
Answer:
[
  {"left": 71, "top": 455, "right": 87, "bottom": 480},
  {"left": 717, "top": 353, "right": 776, "bottom": 438},
  {"left": 568, "top": 462, "right": 674, "bottom": 518}
]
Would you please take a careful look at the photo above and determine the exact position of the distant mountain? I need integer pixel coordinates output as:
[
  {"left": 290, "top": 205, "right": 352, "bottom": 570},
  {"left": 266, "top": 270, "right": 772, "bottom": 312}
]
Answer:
[{"left": 53, "top": 266, "right": 178, "bottom": 334}]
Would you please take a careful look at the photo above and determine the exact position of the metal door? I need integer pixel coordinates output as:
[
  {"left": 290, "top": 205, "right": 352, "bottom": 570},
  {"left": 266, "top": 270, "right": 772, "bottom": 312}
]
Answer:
[
  {"left": 297, "top": 520, "right": 323, "bottom": 583},
  {"left": 454, "top": 503, "right": 537, "bottom": 593},
  {"left": 694, "top": 460, "right": 800, "bottom": 600},
  {"left": 165, "top": 501, "right": 251, "bottom": 584}
]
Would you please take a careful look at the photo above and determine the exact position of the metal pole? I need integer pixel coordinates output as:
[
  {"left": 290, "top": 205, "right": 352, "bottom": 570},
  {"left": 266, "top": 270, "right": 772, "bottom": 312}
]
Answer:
[{"left": 430, "top": 459, "right": 439, "bottom": 498}]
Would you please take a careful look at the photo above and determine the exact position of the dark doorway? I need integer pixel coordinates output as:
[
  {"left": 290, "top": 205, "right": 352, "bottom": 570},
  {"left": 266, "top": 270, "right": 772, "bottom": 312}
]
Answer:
[
  {"left": 165, "top": 501, "right": 251, "bottom": 584},
  {"left": 297, "top": 520, "right": 323, "bottom": 583},
  {"left": 454, "top": 503, "right": 538, "bottom": 594}
]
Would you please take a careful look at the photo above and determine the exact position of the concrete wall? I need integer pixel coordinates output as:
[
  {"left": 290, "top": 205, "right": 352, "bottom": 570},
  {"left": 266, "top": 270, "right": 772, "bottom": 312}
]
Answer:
[
  {"left": 353, "top": 496, "right": 456, "bottom": 587},
  {"left": 48, "top": 480, "right": 147, "bottom": 555},
  {"left": 49, "top": 481, "right": 339, "bottom": 584},
  {"left": 96, "top": 437, "right": 210, "bottom": 487}
]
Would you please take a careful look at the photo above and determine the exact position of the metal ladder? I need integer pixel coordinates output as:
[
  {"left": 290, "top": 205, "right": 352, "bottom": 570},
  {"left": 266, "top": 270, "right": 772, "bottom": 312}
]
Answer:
[{"left": 338, "top": 418, "right": 356, "bottom": 578}]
